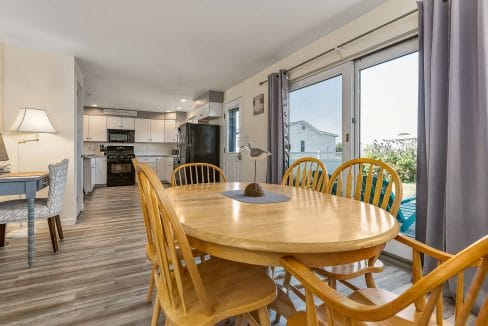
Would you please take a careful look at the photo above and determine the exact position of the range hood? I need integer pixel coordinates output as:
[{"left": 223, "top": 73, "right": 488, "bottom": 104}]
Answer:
[{"left": 186, "top": 91, "right": 224, "bottom": 122}]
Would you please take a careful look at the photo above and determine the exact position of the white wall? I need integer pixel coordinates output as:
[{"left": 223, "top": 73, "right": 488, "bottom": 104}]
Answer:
[
  {"left": 1, "top": 44, "right": 78, "bottom": 224},
  {"left": 221, "top": 0, "right": 418, "bottom": 182}
]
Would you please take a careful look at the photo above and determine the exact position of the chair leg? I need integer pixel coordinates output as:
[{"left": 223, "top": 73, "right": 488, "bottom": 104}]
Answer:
[
  {"left": 54, "top": 215, "right": 64, "bottom": 240},
  {"left": 0, "top": 224, "right": 5, "bottom": 247},
  {"left": 151, "top": 297, "right": 161, "bottom": 326},
  {"left": 365, "top": 273, "right": 376, "bottom": 288},
  {"left": 274, "top": 271, "right": 292, "bottom": 324},
  {"left": 257, "top": 307, "right": 271, "bottom": 326},
  {"left": 328, "top": 278, "right": 337, "bottom": 290},
  {"left": 47, "top": 217, "right": 58, "bottom": 252},
  {"left": 146, "top": 264, "right": 156, "bottom": 303}
]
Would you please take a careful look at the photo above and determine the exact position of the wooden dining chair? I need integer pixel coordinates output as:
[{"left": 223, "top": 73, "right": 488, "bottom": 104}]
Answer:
[
  {"left": 281, "top": 157, "right": 328, "bottom": 192},
  {"left": 320, "top": 158, "right": 403, "bottom": 290},
  {"left": 133, "top": 158, "right": 159, "bottom": 303},
  {"left": 281, "top": 234, "right": 488, "bottom": 326},
  {"left": 133, "top": 159, "right": 208, "bottom": 304},
  {"left": 171, "top": 162, "right": 227, "bottom": 187},
  {"left": 137, "top": 163, "right": 277, "bottom": 326},
  {"left": 275, "top": 157, "right": 328, "bottom": 323}
]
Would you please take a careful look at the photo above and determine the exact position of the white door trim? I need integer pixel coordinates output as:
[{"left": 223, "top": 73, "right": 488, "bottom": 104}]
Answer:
[{"left": 223, "top": 97, "right": 243, "bottom": 181}]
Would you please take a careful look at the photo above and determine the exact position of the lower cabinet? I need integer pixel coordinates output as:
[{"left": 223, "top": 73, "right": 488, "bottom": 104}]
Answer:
[
  {"left": 95, "top": 157, "right": 107, "bottom": 185},
  {"left": 84, "top": 156, "right": 107, "bottom": 194},
  {"left": 136, "top": 156, "right": 174, "bottom": 182},
  {"left": 164, "top": 157, "right": 174, "bottom": 183}
]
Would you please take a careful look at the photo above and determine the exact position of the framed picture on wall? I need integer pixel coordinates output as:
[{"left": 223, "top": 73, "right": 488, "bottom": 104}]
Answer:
[{"left": 253, "top": 93, "right": 264, "bottom": 116}]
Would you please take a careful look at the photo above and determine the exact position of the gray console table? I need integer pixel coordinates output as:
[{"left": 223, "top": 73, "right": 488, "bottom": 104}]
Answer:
[{"left": 0, "top": 172, "right": 49, "bottom": 268}]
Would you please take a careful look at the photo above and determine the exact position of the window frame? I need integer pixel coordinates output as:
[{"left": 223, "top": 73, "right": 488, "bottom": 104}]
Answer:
[
  {"left": 289, "top": 62, "right": 354, "bottom": 164},
  {"left": 224, "top": 97, "right": 242, "bottom": 154},
  {"left": 353, "top": 38, "right": 419, "bottom": 159}
]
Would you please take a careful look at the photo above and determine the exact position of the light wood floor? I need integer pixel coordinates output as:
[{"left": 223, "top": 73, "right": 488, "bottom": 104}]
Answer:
[{"left": 0, "top": 186, "right": 466, "bottom": 325}]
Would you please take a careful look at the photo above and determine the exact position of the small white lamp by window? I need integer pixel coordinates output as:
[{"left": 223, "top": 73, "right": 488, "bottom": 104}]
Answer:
[{"left": 9, "top": 108, "right": 57, "bottom": 144}]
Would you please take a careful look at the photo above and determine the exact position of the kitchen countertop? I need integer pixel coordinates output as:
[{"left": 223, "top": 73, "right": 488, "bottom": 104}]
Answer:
[
  {"left": 134, "top": 154, "right": 177, "bottom": 157},
  {"left": 82, "top": 154, "right": 106, "bottom": 158}
]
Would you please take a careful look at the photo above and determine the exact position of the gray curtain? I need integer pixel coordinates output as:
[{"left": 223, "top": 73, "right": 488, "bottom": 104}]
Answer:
[
  {"left": 417, "top": 0, "right": 488, "bottom": 312},
  {"left": 267, "top": 69, "right": 290, "bottom": 184}
]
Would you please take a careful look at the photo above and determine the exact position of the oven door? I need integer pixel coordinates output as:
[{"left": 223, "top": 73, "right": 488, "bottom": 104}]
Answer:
[{"left": 107, "top": 160, "right": 135, "bottom": 186}]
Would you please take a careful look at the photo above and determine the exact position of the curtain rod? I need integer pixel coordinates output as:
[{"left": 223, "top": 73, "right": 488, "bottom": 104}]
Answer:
[{"left": 258, "top": 8, "right": 418, "bottom": 86}]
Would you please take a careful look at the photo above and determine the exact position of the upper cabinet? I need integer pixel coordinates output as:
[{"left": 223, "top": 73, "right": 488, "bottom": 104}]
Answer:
[
  {"left": 135, "top": 118, "right": 165, "bottom": 143},
  {"left": 107, "top": 116, "right": 135, "bottom": 130},
  {"left": 164, "top": 120, "right": 177, "bottom": 143},
  {"left": 135, "top": 119, "right": 151, "bottom": 142},
  {"left": 134, "top": 119, "right": 175, "bottom": 143},
  {"left": 150, "top": 120, "right": 165, "bottom": 142},
  {"left": 83, "top": 115, "right": 107, "bottom": 142}
]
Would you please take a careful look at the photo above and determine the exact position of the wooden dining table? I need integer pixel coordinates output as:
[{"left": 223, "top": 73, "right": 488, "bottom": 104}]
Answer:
[{"left": 166, "top": 182, "right": 400, "bottom": 317}]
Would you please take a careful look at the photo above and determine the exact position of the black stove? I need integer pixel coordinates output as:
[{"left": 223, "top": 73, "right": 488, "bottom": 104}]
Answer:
[{"left": 106, "top": 146, "right": 135, "bottom": 187}]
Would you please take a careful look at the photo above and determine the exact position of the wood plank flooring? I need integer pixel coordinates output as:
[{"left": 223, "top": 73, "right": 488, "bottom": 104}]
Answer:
[{"left": 0, "top": 186, "right": 468, "bottom": 325}]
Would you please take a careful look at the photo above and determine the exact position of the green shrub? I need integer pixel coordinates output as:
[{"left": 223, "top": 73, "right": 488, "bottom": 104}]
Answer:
[{"left": 363, "top": 138, "right": 417, "bottom": 183}]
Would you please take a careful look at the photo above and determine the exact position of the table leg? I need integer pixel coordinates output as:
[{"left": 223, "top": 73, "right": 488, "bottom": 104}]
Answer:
[{"left": 27, "top": 198, "right": 35, "bottom": 268}]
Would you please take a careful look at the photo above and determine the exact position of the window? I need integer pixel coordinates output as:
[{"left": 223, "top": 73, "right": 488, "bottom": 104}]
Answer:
[
  {"left": 227, "top": 107, "right": 240, "bottom": 152},
  {"left": 289, "top": 63, "right": 352, "bottom": 172}
]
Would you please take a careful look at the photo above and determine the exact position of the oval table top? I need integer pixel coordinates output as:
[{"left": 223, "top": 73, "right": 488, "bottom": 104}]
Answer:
[{"left": 166, "top": 182, "right": 399, "bottom": 254}]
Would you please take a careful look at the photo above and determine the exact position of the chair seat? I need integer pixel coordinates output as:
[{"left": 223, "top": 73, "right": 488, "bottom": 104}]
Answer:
[
  {"left": 315, "top": 259, "right": 384, "bottom": 280},
  {"left": 287, "top": 288, "right": 442, "bottom": 326},
  {"left": 0, "top": 198, "right": 51, "bottom": 223},
  {"left": 145, "top": 243, "right": 205, "bottom": 264},
  {"left": 160, "top": 258, "right": 277, "bottom": 326}
]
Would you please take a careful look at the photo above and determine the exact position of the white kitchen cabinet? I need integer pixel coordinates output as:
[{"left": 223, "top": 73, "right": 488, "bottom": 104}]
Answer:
[
  {"left": 135, "top": 118, "right": 166, "bottom": 143},
  {"left": 107, "top": 116, "right": 135, "bottom": 130},
  {"left": 150, "top": 120, "right": 165, "bottom": 142},
  {"left": 83, "top": 115, "right": 107, "bottom": 142},
  {"left": 156, "top": 157, "right": 165, "bottom": 181},
  {"left": 83, "top": 157, "right": 96, "bottom": 193},
  {"left": 135, "top": 119, "right": 151, "bottom": 142},
  {"left": 164, "top": 157, "right": 174, "bottom": 183},
  {"left": 164, "top": 120, "right": 177, "bottom": 143},
  {"left": 95, "top": 157, "right": 107, "bottom": 185}
]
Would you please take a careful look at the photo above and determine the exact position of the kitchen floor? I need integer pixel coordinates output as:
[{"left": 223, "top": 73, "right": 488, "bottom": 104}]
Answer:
[{"left": 0, "top": 186, "right": 470, "bottom": 325}]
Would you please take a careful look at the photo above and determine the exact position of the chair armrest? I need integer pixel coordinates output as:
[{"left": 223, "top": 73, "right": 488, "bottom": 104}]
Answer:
[
  {"left": 395, "top": 234, "right": 453, "bottom": 262},
  {"left": 280, "top": 256, "right": 400, "bottom": 321}
]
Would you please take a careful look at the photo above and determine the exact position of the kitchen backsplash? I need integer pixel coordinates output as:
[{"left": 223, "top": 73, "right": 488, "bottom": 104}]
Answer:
[{"left": 83, "top": 142, "right": 176, "bottom": 156}]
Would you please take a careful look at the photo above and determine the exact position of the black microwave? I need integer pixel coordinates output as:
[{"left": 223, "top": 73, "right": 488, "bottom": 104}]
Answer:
[{"left": 107, "top": 129, "right": 135, "bottom": 143}]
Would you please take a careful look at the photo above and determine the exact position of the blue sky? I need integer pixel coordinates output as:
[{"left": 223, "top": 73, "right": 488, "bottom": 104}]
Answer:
[{"left": 290, "top": 52, "right": 418, "bottom": 146}]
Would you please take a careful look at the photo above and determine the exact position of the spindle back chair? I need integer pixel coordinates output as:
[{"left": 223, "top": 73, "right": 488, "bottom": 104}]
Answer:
[
  {"left": 281, "top": 157, "right": 328, "bottom": 192},
  {"left": 171, "top": 162, "right": 227, "bottom": 187}
]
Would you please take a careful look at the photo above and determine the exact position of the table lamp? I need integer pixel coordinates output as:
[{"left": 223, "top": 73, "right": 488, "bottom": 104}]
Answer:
[
  {"left": 9, "top": 107, "right": 57, "bottom": 170},
  {"left": 0, "top": 133, "right": 10, "bottom": 173},
  {"left": 10, "top": 107, "right": 57, "bottom": 142},
  {"left": 7, "top": 108, "right": 57, "bottom": 238}
]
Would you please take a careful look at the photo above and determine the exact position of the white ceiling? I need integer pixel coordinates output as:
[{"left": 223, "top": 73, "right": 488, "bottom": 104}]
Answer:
[{"left": 0, "top": 0, "right": 385, "bottom": 112}]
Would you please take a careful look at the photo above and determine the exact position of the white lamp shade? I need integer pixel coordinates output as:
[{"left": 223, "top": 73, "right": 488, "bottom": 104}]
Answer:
[{"left": 9, "top": 108, "right": 57, "bottom": 133}]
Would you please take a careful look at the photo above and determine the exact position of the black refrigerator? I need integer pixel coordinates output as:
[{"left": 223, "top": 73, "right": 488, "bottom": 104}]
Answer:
[{"left": 177, "top": 123, "right": 220, "bottom": 166}]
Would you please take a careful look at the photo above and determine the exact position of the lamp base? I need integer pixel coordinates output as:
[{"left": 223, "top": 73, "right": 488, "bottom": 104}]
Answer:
[{"left": 244, "top": 183, "right": 264, "bottom": 197}]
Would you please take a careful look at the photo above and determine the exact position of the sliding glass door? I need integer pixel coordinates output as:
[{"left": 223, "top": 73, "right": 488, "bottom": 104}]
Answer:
[
  {"left": 288, "top": 39, "right": 419, "bottom": 244},
  {"left": 289, "top": 63, "right": 353, "bottom": 173},
  {"left": 355, "top": 39, "right": 418, "bottom": 238}
]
